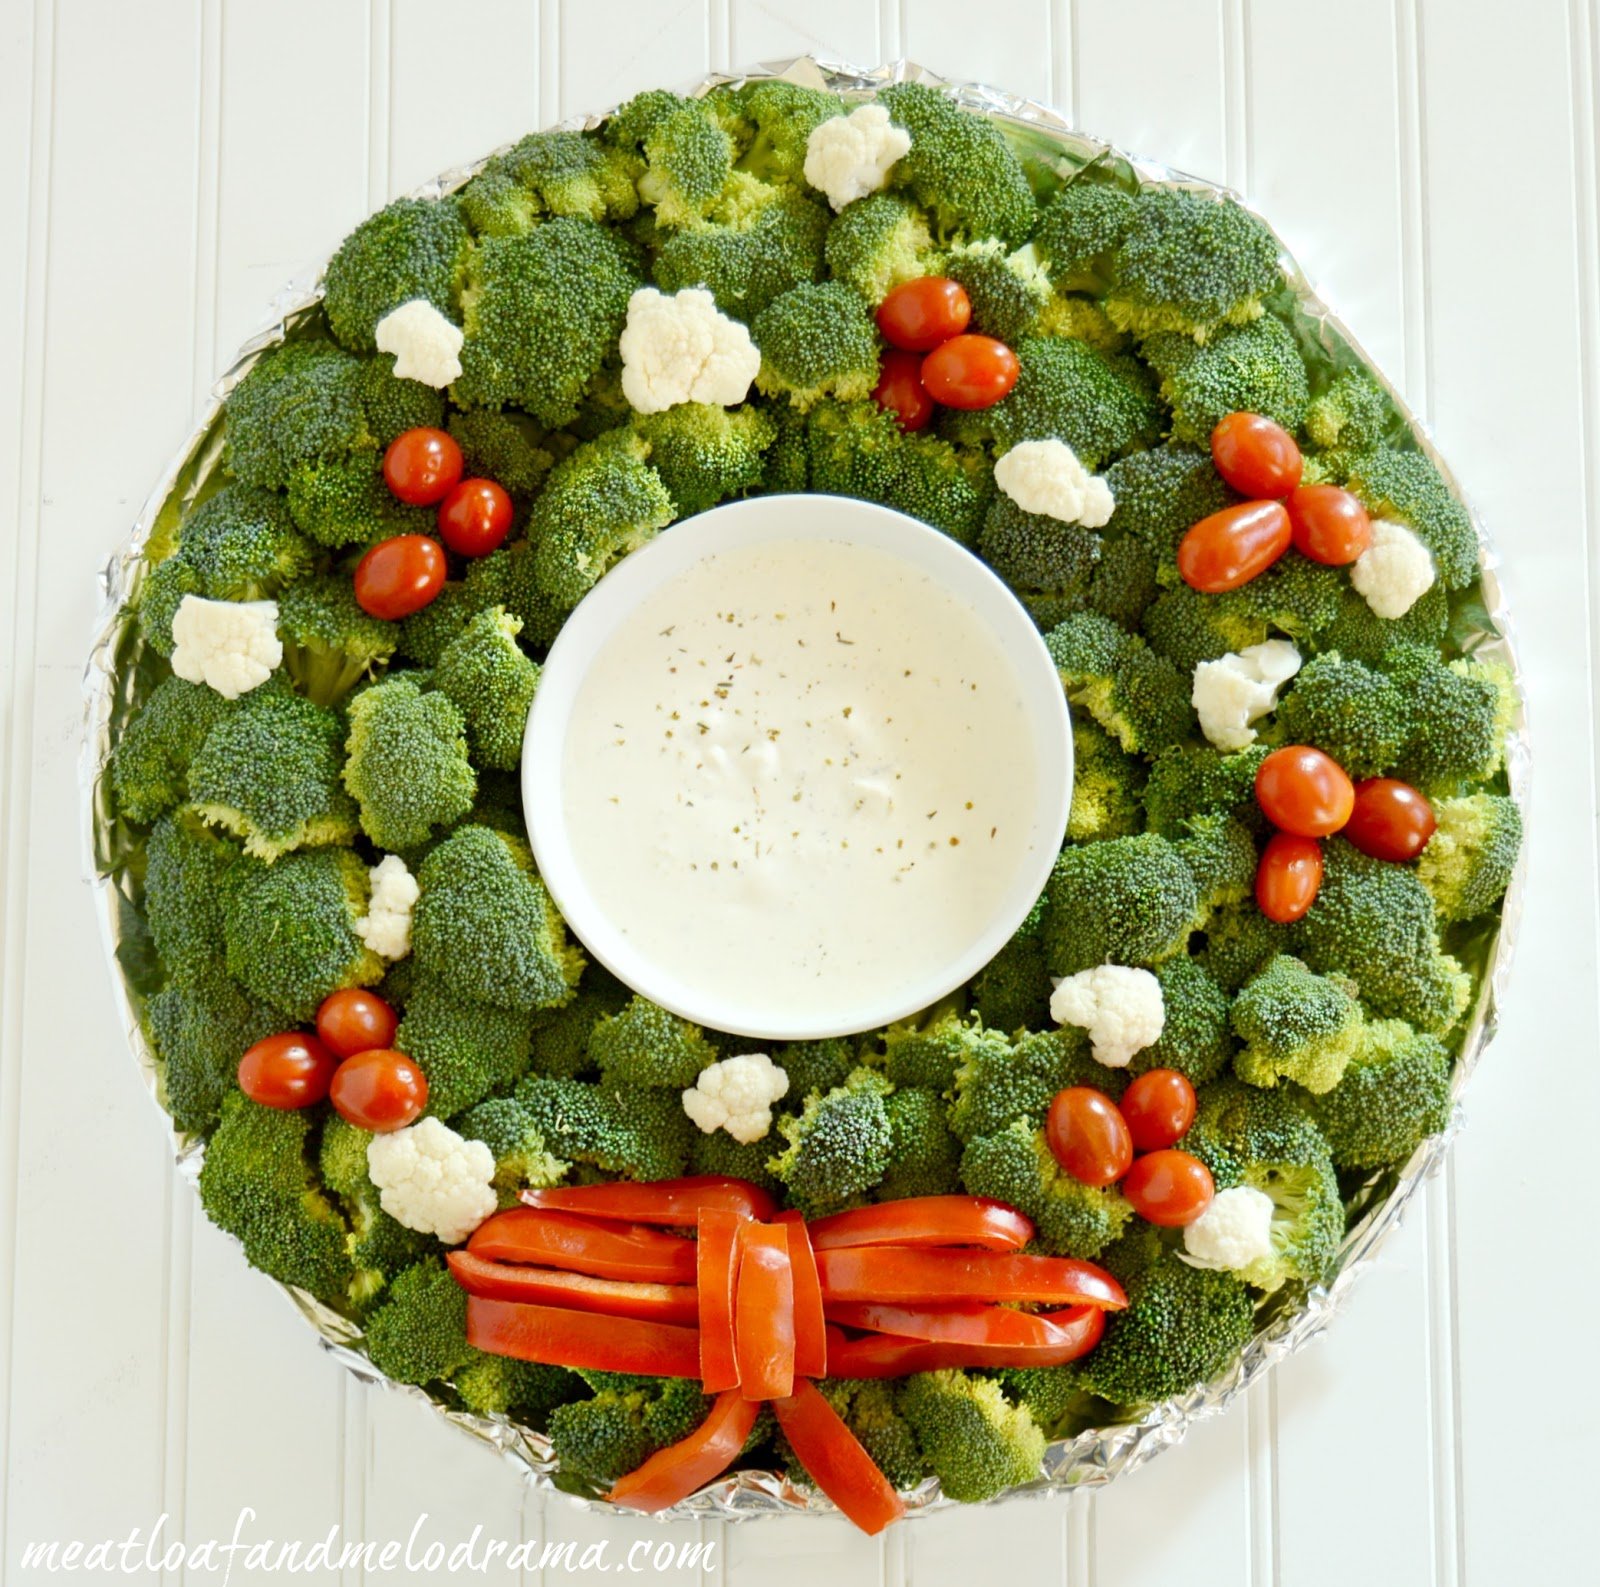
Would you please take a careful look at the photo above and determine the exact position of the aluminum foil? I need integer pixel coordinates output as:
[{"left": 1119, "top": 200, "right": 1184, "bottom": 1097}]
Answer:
[{"left": 81, "top": 56, "right": 1530, "bottom": 1525}]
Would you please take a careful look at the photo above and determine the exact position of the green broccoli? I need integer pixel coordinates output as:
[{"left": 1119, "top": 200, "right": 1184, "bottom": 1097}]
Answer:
[
  {"left": 1133, "top": 955, "right": 1234, "bottom": 1084},
  {"left": 707, "top": 79, "right": 844, "bottom": 189},
  {"left": 949, "top": 1025, "right": 1110, "bottom": 1143},
  {"left": 1046, "top": 612, "right": 1193, "bottom": 755},
  {"left": 396, "top": 974, "right": 539, "bottom": 1119},
  {"left": 318, "top": 1114, "right": 438, "bottom": 1285},
  {"left": 969, "top": 927, "right": 1054, "bottom": 1035},
  {"left": 1323, "top": 582, "right": 1449, "bottom": 665},
  {"left": 689, "top": 1127, "right": 783, "bottom": 1195},
  {"left": 1303, "top": 369, "right": 1397, "bottom": 453},
  {"left": 1305, "top": 1018, "right": 1451, "bottom": 1170},
  {"left": 879, "top": 1087, "right": 963, "bottom": 1200},
  {"left": 1390, "top": 648, "right": 1517, "bottom": 793},
  {"left": 186, "top": 687, "right": 359, "bottom": 861},
  {"left": 454, "top": 219, "right": 640, "bottom": 424},
  {"left": 446, "top": 409, "right": 556, "bottom": 499},
  {"left": 877, "top": 82, "right": 1035, "bottom": 249},
  {"left": 995, "top": 1364, "right": 1084, "bottom": 1437},
  {"left": 768, "top": 1068, "right": 894, "bottom": 1217},
  {"left": 752, "top": 281, "right": 881, "bottom": 409},
  {"left": 516, "top": 1075, "right": 695, "bottom": 1181},
  {"left": 142, "top": 810, "right": 238, "bottom": 965},
  {"left": 899, "top": 1370, "right": 1045, "bottom": 1503},
  {"left": 453, "top": 1352, "right": 583, "bottom": 1423},
  {"left": 1203, "top": 900, "right": 1290, "bottom": 993},
  {"left": 412, "top": 826, "right": 583, "bottom": 1013},
  {"left": 1041, "top": 832, "right": 1200, "bottom": 975},
  {"left": 1143, "top": 316, "right": 1309, "bottom": 444},
  {"left": 108, "top": 676, "right": 236, "bottom": 825},
  {"left": 527, "top": 971, "right": 633, "bottom": 1078},
  {"left": 979, "top": 493, "right": 1100, "bottom": 601},
  {"left": 815, "top": 1380, "right": 925, "bottom": 1491},
  {"left": 822, "top": 192, "right": 937, "bottom": 302},
  {"left": 1270, "top": 652, "right": 1406, "bottom": 778},
  {"left": 459, "top": 130, "right": 641, "bottom": 233},
  {"left": 1238, "top": 552, "right": 1344, "bottom": 646},
  {"left": 1231, "top": 955, "right": 1364, "bottom": 1094},
  {"left": 175, "top": 485, "right": 317, "bottom": 601},
  {"left": 1031, "top": 180, "right": 1136, "bottom": 290},
  {"left": 960, "top": 1119, "right": 1133, "bottom": 1257},
  {"left": 654, "top": 188, "right": 830, "bottom": 319},
  {"left": 321, "top": 195, "right": 472, "bottom": 351},
  {"left": 396, "top": 547, "right": 517, "bottom": 667},
  {"left": 1141, "top": 584, "right": 1269, "bottom": 674},
  {"left": 588, "top": 996, "right": 719, "bottom": 1089},
  {"left": 771, "top": 1037, "right": 859, "bottom": 1100},
  {"left": 363, "top": 1257, "right": 474, "bottom": 1385},
  {"left": 633, "top": 402, "right": 776, "bottom": 515},
  {"left": 276, "top": 575, "right": 397, "bottom": 707},
  {"left": 883, "top": 1007, "right": 1007, "bottom": 1092},
  {"left": 1086, "top": 530, "right": 1161, "bottom": 630},
  {"left": 282, "top": 453, "right": 433, "bottom": 549},
  {"left": 433, "top": 606, "right": 541, "bottom": 772},
  {"left": 943, "top": 239, "right": 1052, "bottom": 343},
  {"left": 342, "top": 674, "right": 477, "bottom": 850},
  {"left": 454, "top": 1095, "right": 570, "bottom": 1202},
  {"left": 1416, "top": 793, "right": 1522, "bottom": 923},
  {"left": 1103, "top": 444, "right": 1233, "bottom": 574},
  {"left": 1345, "top": 448, "right": 1478, "bottom": 589},
  {"left": 530, "top": 429, "right": 676, "bottom": 608},
  {"left": 136, "top": 555, "right": 205, "bottom": 657},
  {"left": 1176, "top": 814, "right": 1259, "bottom": 920},
  {"left": 549, "top": 1375, "right": 711, "bottom": 1484},
  {"left": 1141, "top": 743, "right": 1267, "bottom": 838},
  {"left": 636, "top": 98, "right": 736, "bottom": 227}
]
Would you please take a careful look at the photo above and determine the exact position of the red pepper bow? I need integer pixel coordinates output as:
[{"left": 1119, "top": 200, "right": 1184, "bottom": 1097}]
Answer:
[{"left": 449, "top": 1178, "right": 1125, "bottom": 1534}]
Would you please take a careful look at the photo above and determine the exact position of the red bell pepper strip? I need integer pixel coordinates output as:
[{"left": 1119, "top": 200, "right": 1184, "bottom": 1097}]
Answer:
[
  {"left": 825, "top": 1300, "right": 1104, "bottom": 1350},
  {"left": 733, "top": 1223, "right": 795, "bottom": 1401},
  {"left": 445, "top": 1250, "right": 698, "bottom": 1324},
  {"left": 697, "top": 1208, "right": 743, "bottom": 1393},
  {"left": 805, "top": 1196, "right": 1034, "bottom": 1253},
  {"left": 608, "top": 1390, "right": 760, "bottom": 1514},
  {"left": 816, "top": 1246, "right": 1126, "bottom": 1309},
  {"left": 467, "top": 1208, "right": 697, "bottom": 1285},
  {"left": 824, "top": 1309, "right": 1105, "bottom": 1377},
  {"left": 776, "top": 1211, "right": 827, "bottom": 1379},
  {"left": 519, "top": 1175, "right": 777, "bottom": 1226},
  {"left": 772, "top": 1382, "right": 906, "bottom": 1536},
  {"left": 465, "top": 1297, "right": 702, "bottom": 1377}
]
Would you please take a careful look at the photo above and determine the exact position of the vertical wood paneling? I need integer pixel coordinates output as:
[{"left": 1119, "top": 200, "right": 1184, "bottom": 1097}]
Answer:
[
  {"left": 900, "top": 1, "right": 1054, "bottom": 101},
  {"left": 724, "top": 1512, "right": 884, "bottom": 1585},
  {"left": 901, "top": 1496, "right": 1067, "bottom": 1587},
  {"left": 558, "top": 0, "right": 715, "bottom": 117},
  {"left": 729, "top": 0, "right": 879, "bottom": 67}
]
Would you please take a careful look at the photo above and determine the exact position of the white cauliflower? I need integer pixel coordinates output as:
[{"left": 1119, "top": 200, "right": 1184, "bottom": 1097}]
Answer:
[
  {"left": 1350, "top": 517, "right": 1436, "bottom": 618},
  {"left": 1049, "top": 965, "right": 1165, "bottom": 1069},
  {"left": 994, "top": 439, "right": 1115, "bottom": 527},
  {"left": 374, "top": 298, "right": 464, "bottom": 388},
  {"left": 170, "top": 595, "right": 282, "bottom": 699},
  {"left": 802, "top": 104, "right": 911, "bottom": 211},
  {"left": 1182, "top": 1185, "right": 1276, "bottom": 1272},
  {"left": 681, "top": 1053, "right": 790, "bottom": 1144},
  {"left": 355, "top": 853, "right": 419, "bottom": 960},
  {"left": 618, "top": 287, "right": 761, "bottom": 414},
  {"left": 1191, "top": 639, "right": 1302, "bottom": 752},
  {"left": 367, "top": 1117, "right": 497, "bottom": 1245}
]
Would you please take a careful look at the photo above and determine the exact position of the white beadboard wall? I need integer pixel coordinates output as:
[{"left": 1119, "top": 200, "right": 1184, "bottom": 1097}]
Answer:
[{"left": 1, "top": 2, "right": 1596, "bottom": 1583}]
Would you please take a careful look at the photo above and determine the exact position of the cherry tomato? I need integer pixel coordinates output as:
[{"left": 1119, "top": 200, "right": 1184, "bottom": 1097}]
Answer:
[
  {"left": 1287, "top": 484, "right": 1372, "bottom": 566},
  {"left": 1210, "top": 412, "right": 1303, "bottom": 498},
  {"left": 382, "top": 426, "right": 463, "bottom": 506},
  {"left": 328, "top": 1048, "right": 428, "bottom": 1132},
  {"left": 1255, "top": 830, "right": 1324, "bottom": 923},
  {"left": 1119, "top": 1070, "right": 1198, "bottom": 1153},
  {"left": 920, "top": 334, "right": 1019, "bottom": 410},
  {"left": 876, "top": 276, "right": 972, "bottom": 352},
  {"left": 353, "top": 533, "right": 447, "bottom": 620},
  {"left": 1345, "top": 777, "right": 1438, "bottom": 862},
  {"left": 872, "top": 348, "right": 935, "bottom": 432},
  {"left": 237, "top": 1032, "right": 337, "bottom": 1110},
  {"left": 1255, "top": 744, "right": 1356, "bottom": 837},
  {"left": 1177, "top": 500, "right": 1292, "bottom": 592},
  {"left": 316, "top": 988, "right": 399, "bottom": 1060},
  {"left": 1045, "top": 1087, "right": 1134, "bottom": 1188},
  {"left": 438, "top": 477, "right": 514, "bottom": 557},
  {"left": 1122, "top": 1149, "right": 1215, "bottom": 1227}
]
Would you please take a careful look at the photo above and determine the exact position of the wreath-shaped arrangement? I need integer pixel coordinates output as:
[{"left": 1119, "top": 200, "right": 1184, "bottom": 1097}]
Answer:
[{"left": 89, "top": 61, "right": 1524, "bottom": 1530}]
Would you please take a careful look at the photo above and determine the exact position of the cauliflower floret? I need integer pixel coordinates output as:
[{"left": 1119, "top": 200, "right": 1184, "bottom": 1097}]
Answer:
[
  {"left": 170, "top": 595, "right": 282, "bottom": 700},
  {"left": 355, "top": 853, "right": 419, "bottom": 960},
  {"left": 1350, "top": 517, "right": 1436, "bottom": 618},
  {"left": 374, "top": 297, "right": 464, "bottom": 388},
  {"left": 681, "top": 1052, "right": 790, "bottom": 1144},
  {"left": 1182, "top": 1185, "right": 1276, "bottom": 1272},
  {"left": 1049, "top": 965, "right": 1165, "bottom": 1069},
  {"left": 994, "top": 439, "right": 1115, "bottom": 527},
  {"left": 803, "top": 104, "right": 912, "bottom": 212},
  {"left": 1191, "top": 639, "right": 1302, "bottom": 752},
  {"left": 618, "top": 287, "right": 761, "bottom": 414},
  {"left": 367, "top": 1117, "right": 497, "bottom": 1245}
]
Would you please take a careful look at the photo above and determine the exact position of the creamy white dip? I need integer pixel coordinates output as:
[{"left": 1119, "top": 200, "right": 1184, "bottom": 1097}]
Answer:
[{"left": 560, "top": 536, "right": 1040, "bottom": 1026}]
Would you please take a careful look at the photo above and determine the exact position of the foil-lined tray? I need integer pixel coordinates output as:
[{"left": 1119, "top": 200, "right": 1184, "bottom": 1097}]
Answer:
[{"left": 81, "top": 56, "right": 1530, "bottom": 1524}]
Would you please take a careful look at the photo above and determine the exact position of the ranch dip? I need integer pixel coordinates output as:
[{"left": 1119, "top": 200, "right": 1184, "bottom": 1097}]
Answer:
[{"left": 560, "top": 535, "right": 1041, "bottom": 1027}]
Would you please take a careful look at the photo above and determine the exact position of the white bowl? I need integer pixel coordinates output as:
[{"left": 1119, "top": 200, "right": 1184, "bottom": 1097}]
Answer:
[{"left": 522, "top": 493, "right": 1073, "bottom": 1041}]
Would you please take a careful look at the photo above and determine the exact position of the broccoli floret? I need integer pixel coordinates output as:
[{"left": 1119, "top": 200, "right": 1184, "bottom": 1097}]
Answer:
[
  {"left": 549, "top": 1376, "right": 711, "bottom": 1484},
  {"left": 1042, "top": 832, "right": 1199, "bottom": 975},
  {"left": 1345, "top": 448, "right": 1478, "bottom": 589},
  {"left": 768, "top": 1068, "right": 893, "bottom": 1217},
  {"left": 223, "top": 847, "right": 383, "bottom": 1020},
  {"left": 1031, "top": 181, "right": 1136, "bottom": 290},
  {"left": 879, "top": 1087, "right": 963, "bottom": 1201},
  {"left": 530, "top": 429, "right": 676, "bottom": 608},
  {"left": 900, "top": 1370, "right": 1045, "bottom": 1503},
  {"left": 655, "top": 188, "right": 831, "bottom": 319},
  {"left": 633, "top": 402, "right": 776, "bottom": 515},
  {"left": 752, "top": 281, "right": 880, "bottom": 409},
  {"left": 979, "top": 492, "right": 1099, "bottom": 600},
  {"left": 396, "top": 974, "right": 539, "bottom": 1119},
  {"left": 1176, "top": 814, "right": 1259, "bottom": 920},
  {"left": 969, "top": 929, "right": 1054, "bottom": 1035},
  {"left": 635, "top": 98, "right": 735, "bottom": 227},
  {"left": 363, "top": 1257, "right": 476, "bottom": 1385},
  {"left": 1086, "top": 531, "right": 1161, "bottom": 630},
  {"left": 816, "top": 1379, "right": 925, "bottom": 1491},
  {"left": 1103, "top": 444, "right": 1232, "bottom": 574},
  {"left": 588, "top": 996, "right": 719, "bottom": 1089},
  {"left": 1067, "top": 717, "right": 1145, "bottom": 843},
  {"left": 1323, "top": 582, "right": 1449, "bottom": 665},
  {"left": 176, "top": 485, "right": 317, "bottom": 601},
  {"left": 949, "top": 1025, "right": 1110, "bottom": 1142},
  {"left": 454, "top": 219, "right": 640, "bottom": 425},
  {"left": 943, "top": 239, "right": 1052, "bottom": 343},
  {"left": 318, "top": 1114, "right": 438, "bottom": 1289},
  {"left": 527, "top": 971, "right": 633, "bottom": 1078},
  {"left": 996, "top": 1364, "right": 1083, "bottom": 1437},
  {"left": 137, "top": 555, "right": 205, "bottom": 657},
  {"left": 1045, "top": 612, "right": 1192, "bottom": 755},
  {"left": 1141, "top": 743, "right": 1267, "bottom": 838},
  {"left": 322, "top": 195, "right": 472, "bottom": 352},
  {"left": 198, "top": 1092, "right": 356, "bottom": 1306},
  {"left": 459, "top": 131, "right": 641, "bottom": 233},
  {"left": 877, "top": 82, "right": 1035, "bottom": 249},
  {"left": 823, "top": 192, "right": 938, "bottom": 302},
  {"left": 433, "top": 606, "right": 540, "bottom": 772},
  {"left": 276, "top": 575, "right": 397, "bottom": 707},
  {"left": 108, "top": 676, "right": 236, "bottom": 825},
  {"left": 960, "top": 1120, "right": 1132, "bottom": 1258},
  {"left": 1303, "top": 1017, "right": 1451, "bottom": 1171},
  {"left": 708, "top": 80, "right": 844, "bottom": 189},
  {"left": 186, "top": 687, "right": 358, "bottom": 861},
  {"left": 1391, "top": 649, "right": 1517, "bottom": 794},
  {"left": 1304, "top": 369, "right": 1396, "bottom": 453},
  {"left": 771, "top": 1037, "right": 859, "bottom": 1100},
  {"left": 412, "top": 827, "right": 583, "bottom": 1013},
  {"left": 283, "top": 454, "right": 433, "bottom": 549},
  {"left": 1203, "top": 900, "right": 1290, "bottom": 993},
  {"left": 516, "top": 1075, "right": 695, "bottom": 1182},
  {"left": 883, "top": 1007, "right": 1007, "bottom": 1092},
  {"left": 342, "top": 675, "right": 477, "bottom": 850},
  {"left": 454, "top": 1095, "right": 570, "bottom": 1201},
  {"left": 454, "top": 1352, "right": 583, "bottom": 1423},
  {"left": 1074, "top": 1246, "right": 1254, "bottom": 1406},
  {"left": 1239, "top": 552, "right": 1344, "bottom": 645},
  {"left": 1144, "top": 317, "right": 1309, "bottom": 444},
  {"left": 396, "top": 547, "right": 517, "bottom": 666},
  {"left": 689, "top": 1126, "right": 783, "bottom": 1194},
  {"left": 1133, "top": 955, "right": 1233, "bottom": 1084},
  {"left": 1102, "top": 189, "right": 1281, "bottom": 342},
  {"left": 1231, "top": 955, "right": 1364, "bottom": 1094},
  {"left": 446, "top": 409, "right": 556, "bottom": 499},
  {"left": 1416, "top": 793, "right": 1522, "bottom": 923},
  {"left": 143, "top": 810, "right": 238, "bottom": 966},
  {"left": 1142, "top": 585, "right": 1269, "bottom": 674},
  {"left": 1270, "top": 652, "right": 1406, "bottom": 778}
]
